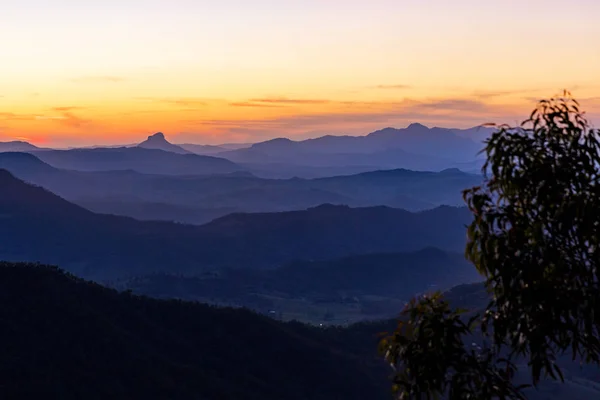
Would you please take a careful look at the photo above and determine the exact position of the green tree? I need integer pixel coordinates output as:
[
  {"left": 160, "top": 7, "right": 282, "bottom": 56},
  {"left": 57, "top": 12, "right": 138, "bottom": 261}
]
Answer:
[{"left": 379, "top": 92, "right": 600, "bottom": 399}]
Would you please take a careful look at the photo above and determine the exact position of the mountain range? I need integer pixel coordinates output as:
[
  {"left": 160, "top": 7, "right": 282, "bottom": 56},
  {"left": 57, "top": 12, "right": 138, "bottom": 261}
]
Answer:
[
  {"left": 202, "top": 124, "right": 492, "bottom": 177},
  {"left": 0, "top": 140, "right": 41, "bottom": 152},
  {"left": 0, "top": 169, "right": 472, "bottom": 280},
  {"left": 1, "top": 123, "right": 493, "bottom": 178},
  {"left": 28, "top": 146, "right": 242, "bottom": 176},
  {"left": 0, "top": 152, "right": 481, "bottom": 224}
]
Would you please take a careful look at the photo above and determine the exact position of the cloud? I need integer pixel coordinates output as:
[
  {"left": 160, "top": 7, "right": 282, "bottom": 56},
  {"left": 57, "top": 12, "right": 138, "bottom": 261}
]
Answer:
[
  {"left": 0, "top": 112, "right": 37, "bottom": 121},
  {"left": 415, "top": 99, "right": 489, "bottom": 112},
  {"left": 580, "top": 96, "right": 600, "bottom": 103},
  {"left": 473, "top": 89, "right": 536, "bottom": 99},
  {"left": 33, "top": 110, "right": 93, "bottom": 127},
  {"left": 188, "top": 100, "right": 501, "bottom": 130},
  {"left": 471, "top": 87, "right": 587, "bottom": 100},
  {"left": 51, "top": 106, "right": 87, "bottom": 112},
  {"left": 134, "top": 97, "right": 209, "bottom": 108},
  {"left": 35, "top": 115, "right": 66, "bottom": 120},
  {"left": 229, "top": 101, "right": 287, "bottom": 108},
  {"left": 57, "top": 112, "right": 92, "bottom": 127},
  {"left": 227, "top": 97, "right": 332, "bottom": 108},
  {"left": 70, "top": 76, "right": 126, "bottom": 83},
  {"left": 248, "top": 97, "right": 331, "bottom": 105},
  {"left": 373, "top": 84, "right": 412, "bottom": 90},
  {"left": 0, "top": 110, "right": 91, "bottom": 128},
  {"left": 177, "top": 96, "right": 531, "bottom": 142}
]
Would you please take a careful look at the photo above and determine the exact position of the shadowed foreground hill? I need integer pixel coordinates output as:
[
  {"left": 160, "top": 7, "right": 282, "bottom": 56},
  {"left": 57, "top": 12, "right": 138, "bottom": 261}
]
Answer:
[
  {"left": 0, "top": 262, "right": 388, "bottom": 400},
  {"left": 0, "top": 169, "right": 472, "bottom": 280},
  {"left": 126, "top": 248, "right": 481, "bottom": 325},
  {"left": 128, "top": 248, "right": 478, "bottom": 299},
  {"left": 124, "top": 248, "right": 482, "bottom": 323}
]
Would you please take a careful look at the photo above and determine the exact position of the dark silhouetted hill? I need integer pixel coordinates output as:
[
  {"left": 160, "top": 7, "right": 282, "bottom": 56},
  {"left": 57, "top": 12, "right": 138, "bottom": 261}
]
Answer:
[
  {"left": 124, "top": 248, "right": 481, "bottom": 323},
  {"left": 0, "top": 262, "right": 388, "bottom": 399}
]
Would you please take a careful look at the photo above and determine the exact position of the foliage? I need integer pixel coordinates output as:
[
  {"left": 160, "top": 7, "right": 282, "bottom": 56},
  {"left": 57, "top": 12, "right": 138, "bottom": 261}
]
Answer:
[
  {"left": 380, "top": 294, "right": 526, "bottom": 399},
  {"left": 0, "top": 262, "right": 389, "bottom": 400},
  {"left": 380, "top": 92, "right": 600, "bottom": 399}
]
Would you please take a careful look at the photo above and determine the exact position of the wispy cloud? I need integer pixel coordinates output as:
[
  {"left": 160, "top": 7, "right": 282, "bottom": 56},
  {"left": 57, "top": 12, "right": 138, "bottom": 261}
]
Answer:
[
  {"left": 248, "top": 97, "right": 331, "bottom": 105},
  {"left": 51, "top": 106, "right": 88, "bottom": 112},
  {"left": 415, "top": 99, "right": 489, "bottom": 112},
  {"left": 4, "top": 108, "right": 94, "bottom": 128},
  {"left": 134, "top": 97, "right": 209, "bottom": 108},
  {"left": 372, "top": 84, "right": 412, "bottom": 90},
  {"left": 70, "top": 76, "right": 126, "bottom": 83},
  {"left": 229, "top": 101, "right": 286, "bottom": 108},
  {"left": 35, "top": 115, "right": 66, "bottom": 120},
  {"left": 176, "top": 95, "right": 531, "bottom": 142},
  {"left": 0, "top": 112, "right": 37, "bottom": 121},
  {"left": 57, "top": 112, "right": 92, "bottom": 127}
]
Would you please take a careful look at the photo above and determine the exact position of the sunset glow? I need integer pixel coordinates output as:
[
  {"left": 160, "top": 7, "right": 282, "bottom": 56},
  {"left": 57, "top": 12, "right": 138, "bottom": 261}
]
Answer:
[{"left": 1, "top": 0, "right": 599, "bottom": 146}]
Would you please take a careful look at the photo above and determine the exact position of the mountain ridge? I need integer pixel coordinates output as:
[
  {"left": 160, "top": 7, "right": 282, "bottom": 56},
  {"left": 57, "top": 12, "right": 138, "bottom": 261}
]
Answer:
[
  {"left": 137, "top": 132, "right": 191, "bottom": 154},
  {"left": 0, "top": 152, "right": 480, "bottom": 226},
  {"left": 0, "top": 169, "right": 472, "bottom": 280}
]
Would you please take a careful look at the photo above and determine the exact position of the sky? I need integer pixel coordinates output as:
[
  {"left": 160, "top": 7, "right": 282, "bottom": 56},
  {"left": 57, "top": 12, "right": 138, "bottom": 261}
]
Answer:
[{"left": 1, "top": 0, "right": 599, "bottom": 147}]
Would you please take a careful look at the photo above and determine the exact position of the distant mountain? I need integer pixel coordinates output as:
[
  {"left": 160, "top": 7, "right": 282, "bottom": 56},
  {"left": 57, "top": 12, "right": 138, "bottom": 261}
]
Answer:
[
  {"left": 0, "top": 170, "right": 472, "bottom": 280},
  {"left": 137, "top": 132, "right": 190, "bottom": 154},
  {"left": 217, "top": 124, "right": 495, "bottom": 174},
  {"left": 0, "top": 152, "right": 480, "bottom": 224},
  {"left": 364, "top": 123, "right": 489, "bottom": 160},
  {"left": 0, "top": 262, "right": 387, "bottom": 399},
  {"left": 0, "top": 140, "right": 39, "bottom": 152},
  {"left": 178, "top": 143, "right": 228, "bottom": 154},
  {"left": 31, "top": 146, "right": 242, "bottom": 175},
  {"left": 78, "top": 199, "right": 237, "bottom": 226},
  {"left": 450, "top": 125, "right": 496, "bottom": 142},
  {"left": 218, "top": 139, "right": 456, "bottom": 171},
  {"left": 240, "top": 163, "right": 381, "bottom": 179},
  {"left": 215, "top": 142, "right": 253, "bottom": 150}
]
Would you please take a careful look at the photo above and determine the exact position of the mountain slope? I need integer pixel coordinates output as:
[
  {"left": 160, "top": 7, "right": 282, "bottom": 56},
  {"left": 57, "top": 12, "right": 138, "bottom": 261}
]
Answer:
[
  {"left": 0, "top": 140, "right": 39, "bottom": 152},
  {"left": 0, "top": 262, "right": 387, "bottom": 400},
  {"left": 32, "top": 146, "right": 242, "bottom": 175},
  {"left": 0, "top": 152, "right": 479, "bottom": 226},
  {"left": 217, "top": 123, "right": 492, "bottom": 174},
  {"left": 0, "top": 170, "right": 472, "bottom": 280},
  {"left": 125, "top": 248, "right": 482, "bottom": 324},
  {"left": 137, "top": 132, "right": 191, "bottom": 154},
  {"left": 179, "top": 143, "right": 229, "bottom": 154}
]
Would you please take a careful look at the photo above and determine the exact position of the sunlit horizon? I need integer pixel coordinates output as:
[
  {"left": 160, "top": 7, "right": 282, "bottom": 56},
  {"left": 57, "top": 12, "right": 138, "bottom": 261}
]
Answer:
[{"left": 1, "top": 0, "right": 599, "bottom": 146}]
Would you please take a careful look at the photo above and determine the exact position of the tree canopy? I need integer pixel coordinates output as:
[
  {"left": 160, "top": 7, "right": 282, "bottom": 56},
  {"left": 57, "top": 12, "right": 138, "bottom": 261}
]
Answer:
[{"left": 380, "top": 92, "right": 600, "bottom": 399}]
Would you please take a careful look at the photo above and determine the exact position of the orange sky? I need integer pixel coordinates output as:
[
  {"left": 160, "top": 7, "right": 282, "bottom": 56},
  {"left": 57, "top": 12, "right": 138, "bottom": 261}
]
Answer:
[{"left": 1, "top": 0, "right": 599, "bottom": 146}]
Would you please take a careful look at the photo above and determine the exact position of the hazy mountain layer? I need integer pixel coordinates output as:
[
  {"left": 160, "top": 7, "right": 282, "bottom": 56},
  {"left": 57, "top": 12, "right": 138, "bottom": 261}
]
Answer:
[
  {"left": 0, "top": 152, "right": 481, "bottom": 224},
  {"left": 0, "top": 169, "right": 472, "bottom": 280}
]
